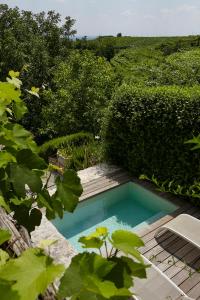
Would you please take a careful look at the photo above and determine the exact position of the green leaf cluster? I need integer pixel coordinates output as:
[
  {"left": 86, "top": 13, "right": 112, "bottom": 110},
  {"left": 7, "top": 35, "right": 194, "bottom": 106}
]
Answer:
[
  {"left": 0, "top": 228, "right": 64, "bottom": 300},
  {"left": 103, "top": 85, "right": 200, "bottom": 184},
  {"left": 0, "top": 74, "right": 83, "bottom": 232},
  {"left": 59, "top": 228, "right": 147, "bottom": 300}
]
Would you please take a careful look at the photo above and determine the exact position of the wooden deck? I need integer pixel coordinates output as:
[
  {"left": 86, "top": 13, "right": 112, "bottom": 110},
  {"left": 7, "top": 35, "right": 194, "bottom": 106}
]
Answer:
[{"left": 80, "top": 168, "right": 200, "bottom": 299}]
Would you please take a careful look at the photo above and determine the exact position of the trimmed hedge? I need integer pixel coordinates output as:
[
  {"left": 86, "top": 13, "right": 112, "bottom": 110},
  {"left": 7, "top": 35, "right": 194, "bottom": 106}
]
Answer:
[{"left": 103, "top": 85, "right": 200, "bottom": 183}]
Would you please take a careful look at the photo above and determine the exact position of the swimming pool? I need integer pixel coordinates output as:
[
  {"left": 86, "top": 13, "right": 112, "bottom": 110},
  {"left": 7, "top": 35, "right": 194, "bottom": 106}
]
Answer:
[{"left": 53, "top": 182, "right": 178, "bottom": 252}]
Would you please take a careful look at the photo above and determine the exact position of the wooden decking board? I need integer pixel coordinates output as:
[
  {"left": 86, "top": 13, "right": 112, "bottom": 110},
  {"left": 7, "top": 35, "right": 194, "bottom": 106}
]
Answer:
[
  {"left": 163, "top": 247, "right": 200, "bottom": 279},
  {"left": 81, "top": 168, "right": 200, "bottom": 299},
  {"left": 141, "top": 232, "right": 179, "bottom": 257},
  {"left": 140, "top": 206, "right": 198, "bottom": 257},
  {"left": 141, "top": 208, "right": 200, "bottom": 298},
  {"left": 138, "top": 203, "right": 193, "bottom": 242},
  {"left": 82, "top": 169, "right": 128, "bottom": 188},
  {"left": 155, "top": 210, "right": 200, "bottom": 271},
  {"left": 141, "top": 205, "right": 199, "bottom": 247},
  {"left": 172, "top": 257, "right": 200, "bottom": 288},
  {"left": 81, "top": 173, "right": 130, "bottom": 196},
  {"left": 188, "top": 281, "right": 200, "bottom": 299},
  {"left": 146, "top": 236, "right": 188, "bottom": 268},
  {"left": 82, "top": 170, "right": 130, "bottom": 190},
  {"left": 80, "top": 173, "right": 131, "bottom": 201},
  {"left": 179, "top": 258, "right": 200, "bottom": 296}
]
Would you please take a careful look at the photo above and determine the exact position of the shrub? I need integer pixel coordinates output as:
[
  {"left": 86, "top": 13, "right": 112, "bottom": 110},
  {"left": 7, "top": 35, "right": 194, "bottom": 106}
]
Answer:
[
  {"left": 102, "top": 85, "right": 200, "bottom": 184},
  {"left": 40, "top": 50, "right": 115, "bottom": 138},
  {"left": 58, "top": 139, "right": 103, "bottom": 171}
]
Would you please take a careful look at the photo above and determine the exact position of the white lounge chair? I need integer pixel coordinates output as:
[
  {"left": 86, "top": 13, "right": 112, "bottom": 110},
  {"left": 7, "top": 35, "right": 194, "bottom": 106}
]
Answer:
[
  {"left": 155, "top": 214, "right": 200, "bottom": 249},
  {"left": 132, "top": 256, "right": 194, "bottom": 300}
]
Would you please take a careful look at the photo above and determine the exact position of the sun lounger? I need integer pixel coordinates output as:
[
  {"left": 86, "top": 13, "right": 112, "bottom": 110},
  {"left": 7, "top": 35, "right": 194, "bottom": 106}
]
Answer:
[
  {"left": 155, "top": 214, "right": 200, "bottom": 249},
  {"left": 132, "top": 256, "right": 194, "bottom": 300}
]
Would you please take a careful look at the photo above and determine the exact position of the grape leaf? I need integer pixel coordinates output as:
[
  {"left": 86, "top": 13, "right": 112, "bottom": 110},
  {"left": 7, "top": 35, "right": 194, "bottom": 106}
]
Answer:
[
  {"left": 10, "top": 164, "right": 42, "bottom": 197},
  {"left": 86, "top": 276, "right": 132, "bottom": 298},
  {"left": 0, "top": 249, "right": 10, "bottom": 267},
  {"left": 38, "top": 239, "right": 58, "bottom": 250},
  {"left": 0, "top": 279, "right": 19, "bottom": 300},
  {"left": 0, "top": 248, "right": 64, "bottom": 300},
  {"left": 12, "top": 102, "right": 27, "bottom": 121},
  {"left": 16, "top": 149, "right": 47, "bottom": 170},
  {"left": 58, "top": 253, "right": 118, "bottom": 300},
  {"left": 8, "top": 71, "right": 20, "bottom": 78},
  {"left": 79, "top": 236, "right": 103, "bottom": 249},
  {"left": 0, "top": 152, "right": 16, "bottom": 168},
  {"left": 0, "top": 82, "right": 21, "bottom": 103},
  {"left": 110, "top": 230, "right": 144, "bottom": 262},
  {"left": 54, "top": 169, "right": 83, "bottom": 213},
  {"left": 121, "top": 256, "right": 148, "bottom": 278},
  {"left": 13, "top": 207, "right": 42, "bottom": 233},
  {"left": 0, "top": 229, "right": 11, "bottom": 246},
  {"left": 0, "top": 195, "right": 11, "bottom": 212}
]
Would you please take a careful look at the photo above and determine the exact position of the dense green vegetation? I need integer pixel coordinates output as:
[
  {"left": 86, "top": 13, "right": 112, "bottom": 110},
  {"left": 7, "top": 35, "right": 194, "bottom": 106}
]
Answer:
[
  {"left": 103, "top": 85, "right": 200, "bottom": 184},
  {"left": 1, "top": 6, "right": 200, "bottom": 188}
]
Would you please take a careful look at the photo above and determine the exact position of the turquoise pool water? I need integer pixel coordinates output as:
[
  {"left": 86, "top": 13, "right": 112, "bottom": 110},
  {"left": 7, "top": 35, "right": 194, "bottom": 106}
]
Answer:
[{"left": 53, "top": 182, "right": 177, "bottom": 252}]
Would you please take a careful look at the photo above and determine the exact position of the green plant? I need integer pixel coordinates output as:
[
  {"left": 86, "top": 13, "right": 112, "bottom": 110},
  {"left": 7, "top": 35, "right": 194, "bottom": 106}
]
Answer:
[
  {"left": 0, "top": 228, "right": 64, "bottom": 300},
  {"left": 103, "top": 85, "right": 200, "bottom": 184},
  {"left": 58, "top": 227, "right": 148, "bottom": 300},
  {"left": 0, "top": 71, "right": 83, "bottom": 229},
  {"left": 0, "top": 72, "right": 147, "bottom": 299},
  {"left": 58, "top": 139, "right": 103, "bottom": 171},
  {"left": 139, "top": 134, "right": 200, "bottom": 206},
  {"left": 40, "top": 50, "right": 115, "bottom": 138},
  {"left": 39, "top": 132, "right": 93, "bottom": 155}
]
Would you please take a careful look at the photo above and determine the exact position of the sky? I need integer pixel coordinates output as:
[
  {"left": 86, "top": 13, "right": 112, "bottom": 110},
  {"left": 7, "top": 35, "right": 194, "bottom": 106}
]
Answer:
[{"left": 2, "top": 0, "right": 200, "bottom": 37}]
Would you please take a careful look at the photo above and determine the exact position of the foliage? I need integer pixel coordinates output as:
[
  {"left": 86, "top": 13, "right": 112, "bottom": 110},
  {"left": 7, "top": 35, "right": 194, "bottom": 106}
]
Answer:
[
  {"left": 0, "top": 246, "right": 64, "bottom": 300},
  {"left": 0, "top": 4, "right": 77, "bottom": 141},
  {"left": 139, "top": 134, "right": 200, "bottom": 206},
  {"left": 154, "top": 49, "right": 200, "bottom": 86},
  {"left": 40, "top": 50, "right": 115, "bottom": 137},
  {"left": 58, "top": 137, "right": 103, "bottom": 171},
  {"left": 39, "top": 132, "right": 93, "bottom": 155},
  {"left": 103, "top": 85, "right": 200, "bottom": 184},
  {"left": 111, "top": 46, "right": 200, "bottom": 87},
  {"left": 0, "top": 228, "right": 64, "bottom": 300},
  {"left": 58, "top": 227, "right": 148, "bottom": 300},
  {"left": 111, "top": 47, "right": 164, "bottom": 86},
  {"left": 0, "top": 73, "right": 83, "bottom": 231},
  {"left": 0, "top": 226, "right": 147, "bottom": 300},
  {"left": 0, "top": 229, "right": 11, "bottom": 246}
]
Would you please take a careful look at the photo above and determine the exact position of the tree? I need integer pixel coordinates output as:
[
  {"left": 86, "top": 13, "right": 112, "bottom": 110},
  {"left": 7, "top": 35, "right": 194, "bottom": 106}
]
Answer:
[
  {"left": 62, "top": 16, "right": 77, "bottom": 40},
  {"left": 117, "top": 32, "right": 122, "bottom": 37},
  {"left": 40, "top": 50, "right": 115, "bottom": 138}
]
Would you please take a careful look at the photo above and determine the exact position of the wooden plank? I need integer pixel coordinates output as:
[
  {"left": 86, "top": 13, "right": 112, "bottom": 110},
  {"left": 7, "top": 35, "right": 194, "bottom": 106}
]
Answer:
[
  {"left": 173, "top": 258, "right": 200, "bottom": 290},
  {"left": 144, "top": 236, "right": 188, "bottom": 267},
  {"left": 81, "top": 173, "right": 130, "bottom": 196},
  {"left": 187, "top": 281, "right": 200, "bottom": 299},
  {"left": 164, "top": 247, "right": 200, "bottom": 279},
  {"left": 80, "top": 175, "right": 130, "bottom": 201},
  {"left": 82, "top": 169, "right": 128, "bottom": 188}
]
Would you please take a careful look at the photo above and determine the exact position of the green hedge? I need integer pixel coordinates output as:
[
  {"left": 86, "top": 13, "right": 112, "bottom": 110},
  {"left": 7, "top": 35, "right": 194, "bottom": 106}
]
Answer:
[{"left": 103, "top": 85, "right": 200, "bottom": 183}]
